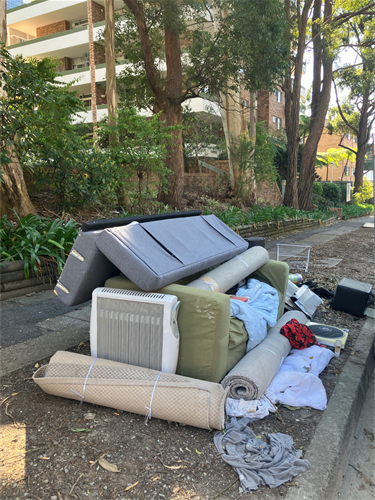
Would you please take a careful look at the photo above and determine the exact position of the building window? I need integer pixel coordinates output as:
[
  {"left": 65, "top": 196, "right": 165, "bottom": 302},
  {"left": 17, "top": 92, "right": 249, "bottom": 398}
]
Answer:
[
  {"left": 345, "top": 132, "right": 351, "bottom": 140},
  {"left": 353, "top": 136, "right": 357, "bottom": 143},
  {"left": 272, "top": 116, "right": 282, "bottom": 129},
  {"left": 274, "top": 90, "right": 282, "bottom": 103}
]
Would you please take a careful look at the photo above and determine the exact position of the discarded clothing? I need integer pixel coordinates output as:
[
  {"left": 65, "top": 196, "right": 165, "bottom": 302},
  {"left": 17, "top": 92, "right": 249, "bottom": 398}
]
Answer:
[
  {"left": 280, "top": 318, "right": 325, "bottom": 349},
  {"left": 267, "top": 345, "right": 334, "bottom": 410},
  {"left": 230, "top": 279, "right": 279, "bottom": 351},
  {"left": 279, "top": 345, "right": 334, "bottom": 377},
  {"left": 213, "top": 417, "right": 310, "bottom": 491},
  {"left": 226, "top": 391, "right": 277, "bottom": 421},
  {"left": 268, "top": 371, "right": 328, "bottom": 410}
]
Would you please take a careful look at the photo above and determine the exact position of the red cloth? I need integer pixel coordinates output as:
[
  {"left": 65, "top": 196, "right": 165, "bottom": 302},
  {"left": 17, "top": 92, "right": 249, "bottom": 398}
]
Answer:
[{"left": 280, "top": 319, "right": 325, "bottom": 349}]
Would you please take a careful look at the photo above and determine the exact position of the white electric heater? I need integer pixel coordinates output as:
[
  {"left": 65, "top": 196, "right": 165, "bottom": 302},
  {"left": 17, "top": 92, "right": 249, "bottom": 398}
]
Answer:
[{"left": 90, "top": 287, "right": 180, "bottom": 373}]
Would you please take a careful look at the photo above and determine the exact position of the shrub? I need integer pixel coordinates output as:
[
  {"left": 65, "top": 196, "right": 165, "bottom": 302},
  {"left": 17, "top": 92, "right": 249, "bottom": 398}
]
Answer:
[
  {"left": 0, "top": 213, "right": 79, "bottom": 278},
  {"left": 312, "top": 183, "right": 323, "bottom": 196},
  {"left": 322, "top": 182, "right": 340, "bottom": 203},
  {"left": 352, "top": 179, "right": 374, "bottom": 204}
]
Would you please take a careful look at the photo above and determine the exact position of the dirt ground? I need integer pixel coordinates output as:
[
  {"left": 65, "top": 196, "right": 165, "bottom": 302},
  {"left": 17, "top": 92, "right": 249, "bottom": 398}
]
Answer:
[{"left": 1, "top": 224, "right": 374, "bottom": 500}]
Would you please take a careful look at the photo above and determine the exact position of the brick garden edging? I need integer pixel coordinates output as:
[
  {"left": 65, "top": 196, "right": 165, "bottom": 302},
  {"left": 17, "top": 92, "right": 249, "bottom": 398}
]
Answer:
[
  {"left": 0, "top": 216, "right": 340, "bottom": 301},
  {"left": 0, "top": 260, "right": 55, "bottom": 301},
  {"left": 234, "top": 216, "right": 338, "bottom": 239}
]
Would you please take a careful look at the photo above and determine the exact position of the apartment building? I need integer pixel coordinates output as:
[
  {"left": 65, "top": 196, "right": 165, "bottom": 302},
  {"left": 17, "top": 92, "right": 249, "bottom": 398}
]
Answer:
[
  {"left": 316, "top": 130, "right": 357, "bottom": 183},
  {"left": 6, "top": 0, "right": 218, "bottom": 127},
  {"left": 256, "top": 88, "right": 285, "bottom": 132}
]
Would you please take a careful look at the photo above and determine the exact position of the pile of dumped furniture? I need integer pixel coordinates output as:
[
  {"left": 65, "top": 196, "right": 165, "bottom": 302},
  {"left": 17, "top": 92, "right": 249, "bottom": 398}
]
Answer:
[{"left": 33, "top": 210, "right": 298, "bottom": 425}]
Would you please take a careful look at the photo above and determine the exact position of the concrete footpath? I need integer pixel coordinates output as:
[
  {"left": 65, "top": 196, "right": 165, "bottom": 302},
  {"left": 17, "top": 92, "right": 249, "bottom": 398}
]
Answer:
[{"left": 0, "top": 214, "right": 374, "bottom": 500}]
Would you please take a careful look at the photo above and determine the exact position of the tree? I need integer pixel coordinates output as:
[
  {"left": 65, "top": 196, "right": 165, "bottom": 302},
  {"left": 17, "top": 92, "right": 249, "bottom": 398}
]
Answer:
[
  {"left": 115, "top": 0, "right": 289, "bottom": 208},
  {"left": 0, "top": 46, "right": 87, "bottom": 214},
  {"left": 98, "top": 107, "right": 174, "bottom": 211},
  {"left": 330, "top": 12, "right": 375, "bottom": 193},
  {"left": 0, "top": 0, "right": 36, "bottom": 217},
  {"left": 282, "top": 0, "right": 375, "bottom": 210}
]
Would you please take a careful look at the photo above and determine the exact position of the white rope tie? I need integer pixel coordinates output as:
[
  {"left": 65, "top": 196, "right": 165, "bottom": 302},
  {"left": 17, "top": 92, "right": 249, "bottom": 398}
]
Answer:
[
  {"left": 145, "top": 371, "right": 162, "bottom": 424},
  {"left": 71, "top": 358, "right": 97, "bottom": 405},
  {"left": 236, "top": 255, "right": 250, "bottom": 269}
]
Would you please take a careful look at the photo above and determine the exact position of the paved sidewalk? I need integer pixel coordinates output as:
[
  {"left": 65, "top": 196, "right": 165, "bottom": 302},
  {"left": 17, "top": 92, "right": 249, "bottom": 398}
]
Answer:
[{"left": 0, "top": 214, "right": 374, "bottom": 500}]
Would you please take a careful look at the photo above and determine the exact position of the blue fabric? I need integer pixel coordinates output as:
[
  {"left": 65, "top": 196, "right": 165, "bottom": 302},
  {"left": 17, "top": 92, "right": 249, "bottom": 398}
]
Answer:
[{"left": 230, "top": 279, "right": 279, "bottom": 352}]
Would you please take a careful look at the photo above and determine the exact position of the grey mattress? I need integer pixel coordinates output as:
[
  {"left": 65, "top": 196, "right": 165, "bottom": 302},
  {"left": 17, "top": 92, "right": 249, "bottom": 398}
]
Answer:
[
  {"left": 96, "top": 215, "right": 248, "bottom": 291},
  {"left": 55, "top": 230, "right": 118, "bottom": 306}
]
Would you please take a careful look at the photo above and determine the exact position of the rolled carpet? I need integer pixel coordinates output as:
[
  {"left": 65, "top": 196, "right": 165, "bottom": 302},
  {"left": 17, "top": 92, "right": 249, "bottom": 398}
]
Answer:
[
  {"left": 221, "top": 311, "right": 308, "bottom": 400},
  {"left": 33, "top": 351, "right": 227, "bottom": 430},
  {"left": 186, "top": 246, "right": 269, "bottom": 293}
]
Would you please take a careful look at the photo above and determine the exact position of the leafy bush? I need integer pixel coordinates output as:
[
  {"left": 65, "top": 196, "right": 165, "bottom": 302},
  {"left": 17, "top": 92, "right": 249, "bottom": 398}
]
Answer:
[
  {"left": 341, "top": 203, "right": 374, "bottom": 219},
  {"left": 352, "top": 179, "right": 374, "bottom": 204},
  {"left": 312, "top": 193, "right": 334, "bottom": 209},
  {"left": 203, "top": 204, "right": 334, "bottom": 228},
  {"left": 31, "top": 145, "right": 119, "bottom": 210},
  {"left": 322, "top": 182, "right": 340, "bottom": 203},
  {"left": 312, "top": 183, "right": 323, "bottom": 196},
  {"left": 0, "top": 213, "right": 79, "bottom": 278}
]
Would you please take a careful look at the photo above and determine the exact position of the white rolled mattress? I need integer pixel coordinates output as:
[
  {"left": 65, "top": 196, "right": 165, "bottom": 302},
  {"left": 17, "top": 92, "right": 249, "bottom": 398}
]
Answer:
[
  {"left": 221, "top": 311, "right": 308, "bottom": 400},
  {"left": 186, "top": 246, "right": 269, "bottom": 292},
  {"left": 33, "top": 351, "right": 227, "bottom": 430}
]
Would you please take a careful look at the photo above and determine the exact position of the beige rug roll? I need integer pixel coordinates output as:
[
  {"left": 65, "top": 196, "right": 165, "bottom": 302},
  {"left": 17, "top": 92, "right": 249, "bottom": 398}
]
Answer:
[
  {"left": 33, "top": 351, "right": 227, "bottom": 430},
  {"left": 221, "top": 311, "right": 308, "bottom": 400}
]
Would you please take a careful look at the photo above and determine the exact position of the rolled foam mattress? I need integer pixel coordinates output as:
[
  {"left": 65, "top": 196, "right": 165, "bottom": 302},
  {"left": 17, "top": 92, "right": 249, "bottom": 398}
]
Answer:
[
  {"left": 33, "top": 351, "right": 227, "bottom": 430},
  {"left": 186, "top": 246, "right": 269, "bottom": 293},
  {"left": 96, "top": 215, "right": 248, "bottom": 292},
  {"left": 221, "top": 311, "right": 308, "bottom": 400}
]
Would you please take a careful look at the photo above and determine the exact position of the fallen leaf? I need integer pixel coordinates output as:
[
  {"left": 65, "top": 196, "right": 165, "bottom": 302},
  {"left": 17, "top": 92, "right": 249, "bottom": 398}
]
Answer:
[
  {"left": 153, "top": 477, "right": 160, "bottom": 481},
  {"left": 71, "top": 428, "right": 92, "bottom": 433},
  {"left": 124, "top": 481, "right": 139, "bottom": 491},
  {"left": 98, "top": 457, "right": 120, "bottom": 473},
  {"left": 195, "top": 449, "right": 202, "bottom": 455},
  {"left": 162, "top": 464, "right": 182, "bottom": 470},
  {"left": 11, "top": 393, "right": 18, "bottom": 396},
  {"left": 34, "top": 363, "right": 39, "bottom": 368}
]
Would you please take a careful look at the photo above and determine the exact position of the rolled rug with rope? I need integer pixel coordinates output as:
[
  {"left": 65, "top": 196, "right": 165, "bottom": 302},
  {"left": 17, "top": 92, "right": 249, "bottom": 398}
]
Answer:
[
  {"left": 33, "top": 351, "right": 227, "bottom": 430},
  {"left": 221, "top": 311, "right": 308, "bottom": 400},
  {"left": 186, "top": 246, "right": 269, "bottom": 293}
]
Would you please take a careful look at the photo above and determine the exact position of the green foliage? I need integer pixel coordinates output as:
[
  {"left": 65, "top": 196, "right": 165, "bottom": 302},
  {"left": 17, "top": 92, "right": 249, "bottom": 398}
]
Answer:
[
  {"left": 229, "top": 122, "right": 278, "bottom": 199},
  {"left": 31, "top": 145, "right": 119, "bottom": 210},
  {"left": 352, "top": 178, "right": 374, "bottom": 204},
  {"left": 313, "top": 183, "right": 323, "bottom": 197},
  {"left": 0, "top": 45, "right": 85, "bottom": 168},
  {"left": 322, "top": 182, "right": 341, "bottom": 203},
  {"left": 113, "top": 0, "right": 288, "bottom": 110},
  {"left": 182, "top": 108, "right": 225, "bottom": 162},
  {"left": 98, "top": 108, "right": 174, "bottom": 208},
  {"left": 0, "top": 213, "right": 79, "bottom": 278},
  {"left": 341, "top": 203, "right": 374, "bottom": 219},
  {"left": 203, "top": 204, "right": 334, "bottom": 228}
]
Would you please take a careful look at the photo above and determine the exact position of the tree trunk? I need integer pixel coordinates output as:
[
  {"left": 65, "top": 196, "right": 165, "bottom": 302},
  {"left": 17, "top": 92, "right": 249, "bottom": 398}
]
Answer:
[
  {"left": 0, "top": 2, "right": 37, "bottom": 217},
  {"left": 354, "top": 87, "right": 371, "bottom": 193},
  {"left": 0, "top": 146, "right": 37, "bottom": 217},
  {"left": 298, "top": 0, "right": 333, "bottom": 210},
  {"left": 282, "top": 0, "right": 313, "bottom": 209},
  {"left": 157, "top": 23, "right": 184, "bottom": 209}
]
